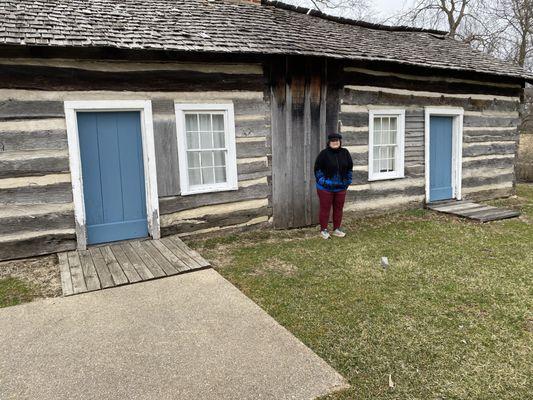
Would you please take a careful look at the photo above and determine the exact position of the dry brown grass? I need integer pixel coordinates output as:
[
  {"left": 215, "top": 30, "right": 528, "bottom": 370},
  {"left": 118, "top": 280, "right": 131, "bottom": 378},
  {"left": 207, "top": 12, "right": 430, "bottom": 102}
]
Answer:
[{"left": 0, "top": 254, "right": 61, "bottom": 299}]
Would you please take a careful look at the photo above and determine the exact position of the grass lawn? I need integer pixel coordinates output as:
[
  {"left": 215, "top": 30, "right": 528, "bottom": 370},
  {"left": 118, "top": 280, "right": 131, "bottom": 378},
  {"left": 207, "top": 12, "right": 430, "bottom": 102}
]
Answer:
[
  {"left": 0, "top": 277, "right": 37, "bottom": 308},
  {"left": 189, "top": 184, "right": 533, "bottom": 399}
]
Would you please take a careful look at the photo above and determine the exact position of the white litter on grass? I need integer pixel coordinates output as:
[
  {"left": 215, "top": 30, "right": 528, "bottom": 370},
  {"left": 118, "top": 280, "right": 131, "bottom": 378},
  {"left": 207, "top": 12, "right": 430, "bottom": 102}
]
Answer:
[
  {"left": 381, "top": 256, "right": 389, "bottom": 269},
  {"left": 388, "top": 374, "right": 395, "bottom": 389}
]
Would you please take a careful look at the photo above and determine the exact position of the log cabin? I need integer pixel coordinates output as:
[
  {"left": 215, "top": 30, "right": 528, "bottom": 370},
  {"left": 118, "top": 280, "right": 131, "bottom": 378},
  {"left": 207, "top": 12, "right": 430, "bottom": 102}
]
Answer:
[{"left": 0, "top": 0, "right": 532, "bottom": 261}]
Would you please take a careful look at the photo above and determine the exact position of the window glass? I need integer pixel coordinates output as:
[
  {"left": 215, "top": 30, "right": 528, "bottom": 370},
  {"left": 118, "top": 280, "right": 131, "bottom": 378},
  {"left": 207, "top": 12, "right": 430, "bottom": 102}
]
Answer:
[
  {"left": 201, "top": 167, "right": 215, "bottom": 185},
  {"left": 370, "top": 113, "right": 403, "bottom": 179},
  {"left": 182, "top": 110, "right": 233, "bottom": 191}
]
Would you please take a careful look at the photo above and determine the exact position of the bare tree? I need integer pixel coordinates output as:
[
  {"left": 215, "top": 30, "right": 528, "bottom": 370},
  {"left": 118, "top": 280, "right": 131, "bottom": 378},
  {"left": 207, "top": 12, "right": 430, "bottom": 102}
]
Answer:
[
  {"left": 284, "top": 0, "right": 371, "bottom": 20},
  {"left": 391, "top": 0, "right": 490, "bottom": 38},
  {"left": 492, "top": 0, "right": 533, "bottom": 68}
]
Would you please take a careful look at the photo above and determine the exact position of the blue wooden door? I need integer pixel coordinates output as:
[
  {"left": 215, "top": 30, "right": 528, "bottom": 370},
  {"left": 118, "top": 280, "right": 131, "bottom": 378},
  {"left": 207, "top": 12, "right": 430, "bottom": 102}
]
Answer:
[
  {"left": 429, "top": 116, "right": 454, "bottom": 202},
  {"left": 77, "top": 111, "right": 148, "bottom": 245}
]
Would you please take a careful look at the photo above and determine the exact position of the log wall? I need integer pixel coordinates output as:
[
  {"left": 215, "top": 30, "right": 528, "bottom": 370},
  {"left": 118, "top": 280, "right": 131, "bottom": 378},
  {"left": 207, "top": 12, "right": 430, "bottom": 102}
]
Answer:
[
  {"left": 0, "top": 54, "right": 525, "bottom": 260},
  {"left": 340, "top": 65, "right": 522, "bottom": 212},
  {"left": 0, "top": 58, "right": 271, "bottom": 260}
]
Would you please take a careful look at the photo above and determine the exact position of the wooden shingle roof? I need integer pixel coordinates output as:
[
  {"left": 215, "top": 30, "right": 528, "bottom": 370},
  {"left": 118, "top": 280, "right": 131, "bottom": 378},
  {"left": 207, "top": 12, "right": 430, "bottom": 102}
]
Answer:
[{"left": 1, "top": 0, "right": 532, "bottom": 81}]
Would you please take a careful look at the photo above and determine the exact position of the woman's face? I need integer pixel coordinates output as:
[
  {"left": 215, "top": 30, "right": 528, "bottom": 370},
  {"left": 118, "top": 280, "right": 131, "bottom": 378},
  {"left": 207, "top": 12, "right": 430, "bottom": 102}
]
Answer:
[{"left": 329, "top": 139, "right": 340, "bottom": 149}]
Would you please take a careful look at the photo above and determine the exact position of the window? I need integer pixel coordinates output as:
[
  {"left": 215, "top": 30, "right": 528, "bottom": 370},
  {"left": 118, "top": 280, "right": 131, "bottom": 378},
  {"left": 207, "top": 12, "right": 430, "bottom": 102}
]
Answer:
[
  {"left": 368, "top": 109, "right": 405, "bottom": 181},
  {"left": 175, "top": 103, "right": 238, "bottom": 195}
]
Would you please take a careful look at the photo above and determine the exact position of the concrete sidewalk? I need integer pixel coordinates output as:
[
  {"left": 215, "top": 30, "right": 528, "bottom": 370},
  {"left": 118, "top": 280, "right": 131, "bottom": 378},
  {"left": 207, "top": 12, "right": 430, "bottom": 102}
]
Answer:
[{"left": 0, "top": 269, "right": 348, "bottom": 399}]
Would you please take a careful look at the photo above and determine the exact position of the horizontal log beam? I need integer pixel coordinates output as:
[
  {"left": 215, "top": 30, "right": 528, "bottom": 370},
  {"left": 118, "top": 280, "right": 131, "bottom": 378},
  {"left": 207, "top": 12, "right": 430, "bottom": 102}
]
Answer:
[
  {"left": 462, "top": 173, "right": 514, "bottom": 188},
  {"left": 161, "top": 206, "right": 270, "bottom": 236},
  {"left": 0, "top": 206, "right": 74, "bottom": 235},
  {"left": 0, "top": 129, "right": 68, "bottom": 151},
  {"left": 0, "top": 64, "right": 267, "bottom": 91},
  {"left": 0, "top": 182, "right": 73, "bottom": 204},
  {"left": 343, "top": 89, "right": 520, "bottom": 112},
  {"left": 0, "top": 150, "right": 69, "bottom": 178},
  {"left": 343, "top": 70, "right": 522, "bottom": 97},
  {"left": 462, "top": 155, "right": 514, "bottom": 170},
  {"left": 236, "top": 140, "right": 268, "bottom": 158},
  {"left": 159, "top": 183, "right": 269, "bottom": 215},
  {"left": 0, "top": 229, "right": 76, "bottom": 261},
  {"left": 462, "top": 142, "right": 516, "bottom": 157},
  {"left": 344, "top": 85, "right": 520, "bottom": 102}
]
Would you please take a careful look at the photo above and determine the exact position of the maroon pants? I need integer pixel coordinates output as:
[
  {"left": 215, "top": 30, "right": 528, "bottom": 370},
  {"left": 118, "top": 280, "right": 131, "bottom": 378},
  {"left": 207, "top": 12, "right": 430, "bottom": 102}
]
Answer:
[{"left": 317, "top": 189, "right": 347, "bottom": 231}]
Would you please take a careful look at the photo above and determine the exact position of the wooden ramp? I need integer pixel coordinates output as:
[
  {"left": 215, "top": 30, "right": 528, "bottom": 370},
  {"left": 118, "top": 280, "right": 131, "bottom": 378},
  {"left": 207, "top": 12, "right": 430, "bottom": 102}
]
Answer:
[
  {"left": 58, "top": 236, "right": 210, "bottom": 296},
  {"left": 427, "top": 200, "right": 520, "bottom": 222}
]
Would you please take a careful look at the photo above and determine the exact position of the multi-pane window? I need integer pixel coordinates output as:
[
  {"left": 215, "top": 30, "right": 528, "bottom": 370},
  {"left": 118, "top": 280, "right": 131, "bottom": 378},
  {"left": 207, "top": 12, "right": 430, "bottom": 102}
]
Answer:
[
  {"left": 368, "top": 110, "right": 405, "bottom": 180},
  {"left": 176, "top": 104, "right": 237, "bottom": 195},
  {"left": 185, "top": 113, "right": 227, "bottom": 186}
]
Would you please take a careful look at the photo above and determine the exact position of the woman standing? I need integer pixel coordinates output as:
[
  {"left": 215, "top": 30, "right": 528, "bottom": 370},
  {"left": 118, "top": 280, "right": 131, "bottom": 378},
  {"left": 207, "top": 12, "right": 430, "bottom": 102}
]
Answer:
[{"left": 314, "top": 133, "right": 353, "bottom": 239}]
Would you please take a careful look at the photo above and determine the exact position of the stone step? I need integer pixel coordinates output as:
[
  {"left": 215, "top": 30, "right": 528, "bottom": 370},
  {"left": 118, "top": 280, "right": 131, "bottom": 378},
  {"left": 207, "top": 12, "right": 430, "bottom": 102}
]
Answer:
[
  {"left": 0, "top": 203, "right": 74, "bottom": 235},
  {"left": 0, "top": 228, "right": 77, "bottom": 262},
  {"left": 0, "top": 149, "right": 69, "bottom": 178}
]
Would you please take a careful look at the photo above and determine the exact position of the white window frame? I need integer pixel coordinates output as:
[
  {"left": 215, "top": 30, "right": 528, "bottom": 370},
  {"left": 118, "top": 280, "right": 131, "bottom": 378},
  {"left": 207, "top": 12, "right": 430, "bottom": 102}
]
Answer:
[
  {"left": 368, "top": 108, "right": 406, "bottom": 181},
  {"left": 175, "top": 103, "right": 238, "bottom": 196},
  {"left": 424, "top": 107, "right": 464, "bottom": 203},
  {"left": 64, "top": 100, "right": 160, "bottom": 250}
]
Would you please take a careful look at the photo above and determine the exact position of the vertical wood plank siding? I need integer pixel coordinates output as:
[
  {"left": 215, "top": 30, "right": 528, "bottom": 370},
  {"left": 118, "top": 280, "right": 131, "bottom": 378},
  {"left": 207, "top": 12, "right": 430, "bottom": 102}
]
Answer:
[
  {"left": 340, "top": 64, "right": 522, "bottom": 209},
  {"left": 0, "top": 59, "right": 271, "bottom": 260},
  {"left": 270, "top": 56, "right": 328, "bottom": 228}
]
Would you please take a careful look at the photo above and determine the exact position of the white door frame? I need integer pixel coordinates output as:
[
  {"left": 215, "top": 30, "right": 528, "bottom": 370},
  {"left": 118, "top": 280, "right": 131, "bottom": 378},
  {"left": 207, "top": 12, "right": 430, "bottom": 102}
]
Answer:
[
  {"left": 64, "top": 100, "right": 160, "bottom": 250},
  {"left": 424, "top": 107, "right": 464, "bottom": 203}
]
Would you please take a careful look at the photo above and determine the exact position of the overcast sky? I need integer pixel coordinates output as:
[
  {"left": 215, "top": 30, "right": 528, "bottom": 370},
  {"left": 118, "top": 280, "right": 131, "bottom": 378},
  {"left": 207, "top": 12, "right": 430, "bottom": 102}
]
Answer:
[
  {"left": 287, "top": 0, "right": 417, "bottom": 22},
  {"left": 371, "top": 0, "right": 414, "bottom": 19}
]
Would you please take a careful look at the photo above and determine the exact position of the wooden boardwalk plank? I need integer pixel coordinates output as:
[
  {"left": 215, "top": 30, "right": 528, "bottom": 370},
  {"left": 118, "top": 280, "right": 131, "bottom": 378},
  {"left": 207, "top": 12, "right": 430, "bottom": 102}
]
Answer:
[
  {"left": 100, "top": 246, "right": 129, "bottom": 285},
  {"left": 109, "top": 244, "right": 142, "bottom": 283},
  {"left": 160, "top": 237, "right": 197, "bottom": 270},
  {"left": 78, "top": 249, "right": 101, "bottom": 292},
  {"left": 169, "top": 236, "right": 210, "bottom": 268},
  {"left": 429, "top": 202, "right": 477, "bottom": 212},
  {"left": 465, "top": 207, "right": 517, "bottom": 221},
  {"left": 140, "top": 241, "right": 179, "bottom": 276},
  {"left": 58, "top": 252, "right": 73, "bottom": 296},
  {"left": 428, "top": 200, "right": 520, "bottom": 222},
  {"left": 459, "top": 206, "right": 496, "bottom": 217},
  {"left": 162, "top": 237, "right": 203, "bottom": 269},
  {"left": 67, "top": 251, "right": 88, "bottom": 294},
  {"left": 120, "top": 243, "right": 155, "bottom": 281},
  {"left": 60, "top": 237, "right": 212, "bottom": 297},
  {"left": 427, "top": 201, "right": 471, "bottom": 211},
  {"left": 89, "top": 247, "right": 115, "bottom": 289},
  {"left": 480, "top": 210, "right": 520, "bottom": 222},
  {"left": 129, "top": 241, "right": 166, "bottom": 278},
  {"left": 152, "top": 240, "right": 190, "bottom": 272}
]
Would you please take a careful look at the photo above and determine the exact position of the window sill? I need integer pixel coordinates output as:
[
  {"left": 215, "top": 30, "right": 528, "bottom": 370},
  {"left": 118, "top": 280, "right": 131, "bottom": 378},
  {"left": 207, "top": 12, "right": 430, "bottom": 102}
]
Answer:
[
  {"left": 367, "top": 174, "right": 405, "bottom": 182},
  {"left": 180, "top": 184, "right": 239, "bottom": 196}
]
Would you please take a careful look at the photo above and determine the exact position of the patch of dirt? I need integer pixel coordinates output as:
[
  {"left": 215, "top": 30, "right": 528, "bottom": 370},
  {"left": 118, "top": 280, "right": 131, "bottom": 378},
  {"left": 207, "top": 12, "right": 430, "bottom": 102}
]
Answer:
[
  {"left": 0, "top": 254, "right": 62, "bottom": 298},
  {"left": 525, "top": 317, "right": 533, "bottom": 333},
  {"left": 200, "top": 244, "right": 235, "bottom": 270},
  {"left": 250, "top": 257, "right": 298, "bottom": 277}
]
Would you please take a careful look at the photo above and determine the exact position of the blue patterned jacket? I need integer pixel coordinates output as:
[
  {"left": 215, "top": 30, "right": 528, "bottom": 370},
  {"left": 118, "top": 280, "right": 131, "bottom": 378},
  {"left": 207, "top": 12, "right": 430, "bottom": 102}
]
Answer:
[{"left": 315, "top": 169, "right": 352, "bottom": 192}]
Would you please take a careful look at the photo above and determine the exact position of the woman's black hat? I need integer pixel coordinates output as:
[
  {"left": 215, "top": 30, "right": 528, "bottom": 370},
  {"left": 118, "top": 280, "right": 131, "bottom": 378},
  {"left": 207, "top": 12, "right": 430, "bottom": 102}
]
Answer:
[{"left": 328, "top": 133, "right": 342, "bottom": 141}]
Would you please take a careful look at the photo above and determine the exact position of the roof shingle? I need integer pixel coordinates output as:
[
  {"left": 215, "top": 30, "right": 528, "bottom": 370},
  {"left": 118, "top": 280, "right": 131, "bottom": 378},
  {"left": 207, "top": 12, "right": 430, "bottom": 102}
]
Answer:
[{"left": 0, "top": 0, "right": 531, "bottom": 81}]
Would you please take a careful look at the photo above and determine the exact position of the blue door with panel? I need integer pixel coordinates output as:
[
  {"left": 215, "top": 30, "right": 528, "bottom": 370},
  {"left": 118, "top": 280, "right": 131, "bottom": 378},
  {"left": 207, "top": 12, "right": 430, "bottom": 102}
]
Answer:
[
  {"left": 77, "top": 111, "right": 148, "bottom": 245},
  {"left": 429, "top": 116, "right": 454, "bottom": 202}
]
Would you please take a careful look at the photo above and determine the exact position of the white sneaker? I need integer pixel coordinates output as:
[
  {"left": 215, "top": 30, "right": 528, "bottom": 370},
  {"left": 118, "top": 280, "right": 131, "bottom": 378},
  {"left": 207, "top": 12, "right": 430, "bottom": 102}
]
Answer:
[
  {"left": 320, "top": 229, "right": 330, "bottom": 239},
  {"left": 332, "top": 228, "right": 346, "bottom": 237}
]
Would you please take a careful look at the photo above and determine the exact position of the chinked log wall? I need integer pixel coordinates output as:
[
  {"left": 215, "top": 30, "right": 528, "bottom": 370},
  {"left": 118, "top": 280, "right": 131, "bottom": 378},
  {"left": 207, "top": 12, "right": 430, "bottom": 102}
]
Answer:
[
  {"left": 339, "top": 64, "right": 522, "bottom": 212},
  {"left": 0, "top": 58, "right": 271, "bottom": 260}
]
